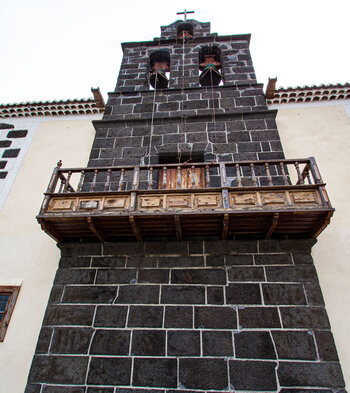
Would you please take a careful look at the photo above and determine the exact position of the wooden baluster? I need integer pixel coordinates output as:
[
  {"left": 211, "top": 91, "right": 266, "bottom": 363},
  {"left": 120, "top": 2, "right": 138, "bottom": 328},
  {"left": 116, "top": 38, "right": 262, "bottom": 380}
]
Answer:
[
  {"left": 50, "top": 160, "right": 62, "bottom": 193},
  {"left": 265, "top": 163, "right": 273, "bottom": 186},
  {"left": 205, "top": 165, "right": 210, "bottom": 188},
  {"left": 219, "top": 163, "right": 229, "bottom": 208},
  {"left": 39, "top": 160, "right": 63, "bottom": 215},
  {"left": 235, "top": 163, "right": 242, "bottom": 187},
  {"left": 279, "top": 162, "right": 288, "bottom": 185},
  {"left": 104, "top": 169, "right": 111, "bottom": 191},
  {"left": 118, "top": 168, "right": 125, "bottom": 191},
  {"left": 63, "top": 171, "right": 72, "bottom": 192},
  {"left": 250, "top": 163, "right": 257, "bottom": 186},
  {"left": 90, "top": 169, "right": 98, "bottom": 191},
  {"left": 219, "top": 163, "right": 227, "bottom": 187},
  {"left": 58, "top": 178, "right": 65, "bottom": 193},
  {"left": 301, "top": 164, "right": 312, "bottom": 185},
  {"left": 294, "top": 161, "right": 304, "bottom": 184},
  {"left": 132, "top": 166, "right": 140, "bottom": 190},
  {"left": 162, "top": 167, "right": 167, "bottom": 190},
  {"left": 147, "top": 167, "right": 153, "bottom": 190},
  {"left": 306, "top": 169, "right": 312, "bottom": 184},
  {"left": 191, "top": 166, "right": 196, "bottom": 189},
  {"left": 309, "top": 156, "right": 323, "bottom": 184},
  {"left": 177, "top": 166, "right": 182, "bottom": 189},
  {"left": 77, "top": 170, "right": 85, "bottom": 192}
]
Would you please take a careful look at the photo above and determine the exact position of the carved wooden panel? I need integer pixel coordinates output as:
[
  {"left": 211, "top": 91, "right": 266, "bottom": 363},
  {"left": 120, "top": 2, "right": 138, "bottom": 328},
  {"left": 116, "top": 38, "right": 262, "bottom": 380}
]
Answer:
[
  {"left": 139, "top": 196, "right": 163, "bottom": 209},
  {"left": 50, "top": 199, "right": 75, "bottom": 211},
  {"left": 78, "top": 200, "right": 100, "bottom": 210},
  {"left": 261, "top": 192, "right": 287, "bottom": 205},
  {"left": 166, "top": 195, "right": 192, "bottom": 208},
  {"left": 195, "top": 194, "right": 220, "bottom": 208},
  {"left": 231, "top": 193, "right": 257, "bottom": 206},
  {"left": 104, "top": 197, "right": 129, "bottom": 209},
  {"left": 290, "top": 191, "right": 318, "bottom": 204}
]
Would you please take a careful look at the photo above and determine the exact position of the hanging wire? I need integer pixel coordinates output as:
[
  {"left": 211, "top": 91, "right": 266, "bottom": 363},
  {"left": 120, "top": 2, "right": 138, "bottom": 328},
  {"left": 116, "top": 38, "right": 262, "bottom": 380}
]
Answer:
[
  {"left": 178, "top": 33, "right": 186, "bottom": 164},
  {"left": 210, "top": 68, "right": 218, "bottom": 161},
  {"left": 148, "top": 73, "right": 158, "bottom": 167}
]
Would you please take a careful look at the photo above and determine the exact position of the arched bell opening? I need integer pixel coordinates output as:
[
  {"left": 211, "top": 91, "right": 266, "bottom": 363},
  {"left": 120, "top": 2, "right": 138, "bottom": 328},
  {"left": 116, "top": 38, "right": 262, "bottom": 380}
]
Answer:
[
  {"left": 177, "top": 22, "right": 194, "bottom": 40},
  {"left": 199, "top": 46, "right": 223, "bottom": 87},
  {"left": 149, "top": 50, "right": 170, "bottom": 90}
]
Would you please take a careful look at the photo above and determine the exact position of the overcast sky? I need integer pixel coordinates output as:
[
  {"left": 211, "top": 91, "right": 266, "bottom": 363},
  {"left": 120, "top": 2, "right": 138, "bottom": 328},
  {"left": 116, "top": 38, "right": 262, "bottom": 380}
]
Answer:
[{"left": 0, "top": 0, "right": 349, "bottom": 104}]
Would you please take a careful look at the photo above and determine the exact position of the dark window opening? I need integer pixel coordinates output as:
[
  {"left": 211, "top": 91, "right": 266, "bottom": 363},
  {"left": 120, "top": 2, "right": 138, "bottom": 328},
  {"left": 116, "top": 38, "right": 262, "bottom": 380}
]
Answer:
[
  {"left": 0, "top": 286, "right": 20, "bottom": 341},
  {"left": 149, "top": 50, "right": 170, "bottom": 90},
  {"left": 199, "top": 46, "right": 223, "bottom": 86},
  {"left": 158, "top": 152, "right": 205, "bottom": 190},
  {"left": 0, "top": 123, "right": 14, "bottom": 130},
  {"left": 158, "top": 152, "right": 204, "bottom": 164}
]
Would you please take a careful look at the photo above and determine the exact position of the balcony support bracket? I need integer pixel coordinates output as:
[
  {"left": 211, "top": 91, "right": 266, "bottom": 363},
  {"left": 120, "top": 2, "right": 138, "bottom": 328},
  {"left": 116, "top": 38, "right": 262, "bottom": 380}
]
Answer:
[
  {"left": 311, "top": 211, "right": 333, "bottom": 238},
  {"left": 222, "top": 213, "right": 229, "bottom": 240},
  {"left": 265, "top": 212, "right": 279, "bottom": 239},
  {"left": 174, "top": 215, "right": 182, "bottom": 241},
  {"left": 129, "top": 216, "right": 142, "bottom": 242},
  {"left": 87, "top": 217, "right": 105, "bottom": 242},
  {"left": 37, "top": 218, "right": 63, "bottom": 243}
]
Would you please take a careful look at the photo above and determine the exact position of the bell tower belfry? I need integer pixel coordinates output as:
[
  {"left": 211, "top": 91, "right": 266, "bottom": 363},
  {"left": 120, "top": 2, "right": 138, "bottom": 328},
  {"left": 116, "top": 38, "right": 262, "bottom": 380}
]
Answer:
[{"left": 25, "top": 17, "right": 345, "bottom": 393}]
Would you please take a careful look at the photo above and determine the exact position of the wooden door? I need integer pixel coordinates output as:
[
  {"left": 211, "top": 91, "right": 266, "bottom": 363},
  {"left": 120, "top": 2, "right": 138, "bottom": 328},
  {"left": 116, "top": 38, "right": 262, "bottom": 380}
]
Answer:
[{"left": 158, "top": 167, "right": 205, "bottom": 189}]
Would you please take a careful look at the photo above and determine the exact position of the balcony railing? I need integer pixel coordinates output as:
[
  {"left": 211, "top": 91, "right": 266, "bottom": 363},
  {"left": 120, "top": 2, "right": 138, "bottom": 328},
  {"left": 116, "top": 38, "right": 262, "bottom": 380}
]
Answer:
[{"left": 37, "top": 158, "right": 333, "bottom": 242}]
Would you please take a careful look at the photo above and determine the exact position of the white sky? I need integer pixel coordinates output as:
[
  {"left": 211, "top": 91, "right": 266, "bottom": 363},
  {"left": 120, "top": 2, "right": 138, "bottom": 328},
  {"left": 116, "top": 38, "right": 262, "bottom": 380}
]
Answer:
[{"left": 0, "top": 0, "right": 349, "bottom": 104}]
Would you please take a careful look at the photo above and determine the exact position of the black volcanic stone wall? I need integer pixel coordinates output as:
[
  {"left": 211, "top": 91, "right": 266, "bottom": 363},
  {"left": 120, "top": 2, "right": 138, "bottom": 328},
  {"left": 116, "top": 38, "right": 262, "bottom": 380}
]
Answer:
[
  {"left": 25, "top": 239, "right": 345, "bottom": 392},
  {"left": 25, "top": 19, "right": 347, "bottom": 393},
  {"left": 91, "top": 105, "right": 283, "bottom": 166},
  {"left": 89, "top": 20, "right": 283, "bottom": 178},
  {"left": 116, "top": 39, "right": 256, "bottom": 92}
]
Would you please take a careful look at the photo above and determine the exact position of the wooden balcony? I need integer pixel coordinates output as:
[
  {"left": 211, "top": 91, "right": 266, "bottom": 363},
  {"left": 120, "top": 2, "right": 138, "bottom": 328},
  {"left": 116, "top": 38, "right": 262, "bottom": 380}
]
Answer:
[{"left": 37, "top": 158, "right": 333, "bottom": 242}]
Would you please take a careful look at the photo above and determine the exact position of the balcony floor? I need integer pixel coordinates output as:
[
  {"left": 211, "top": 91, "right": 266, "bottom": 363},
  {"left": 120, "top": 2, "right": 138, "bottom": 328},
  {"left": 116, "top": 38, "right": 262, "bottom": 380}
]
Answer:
[{"left": 37, "top": 186, "right": 333, "bottom": 242}]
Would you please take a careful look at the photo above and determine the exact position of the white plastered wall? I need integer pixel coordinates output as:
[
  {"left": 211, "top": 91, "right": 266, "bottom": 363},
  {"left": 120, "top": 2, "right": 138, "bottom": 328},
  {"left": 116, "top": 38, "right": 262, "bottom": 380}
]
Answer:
[
  {"left": 0, "top": 115, "right": 99, "bottom": 393},
  {"left": 274, "top": 102, "right": 350, "bottom": 387}
]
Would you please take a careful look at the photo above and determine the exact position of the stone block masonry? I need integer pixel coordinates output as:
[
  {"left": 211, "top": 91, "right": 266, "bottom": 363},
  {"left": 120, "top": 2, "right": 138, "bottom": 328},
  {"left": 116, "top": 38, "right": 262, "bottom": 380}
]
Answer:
[
  {"left": 25, "top": 18, "right": 347, "bottom": 393},
  {"left": 25, "top": 239, "right": 345, "bottom": 392}
]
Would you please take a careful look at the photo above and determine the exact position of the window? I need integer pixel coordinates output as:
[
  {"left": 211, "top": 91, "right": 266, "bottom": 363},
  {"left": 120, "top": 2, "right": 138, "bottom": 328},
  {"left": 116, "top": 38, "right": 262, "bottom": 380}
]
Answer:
[{"left": 0, "top": 286, "right": 20, "bottom": 341}]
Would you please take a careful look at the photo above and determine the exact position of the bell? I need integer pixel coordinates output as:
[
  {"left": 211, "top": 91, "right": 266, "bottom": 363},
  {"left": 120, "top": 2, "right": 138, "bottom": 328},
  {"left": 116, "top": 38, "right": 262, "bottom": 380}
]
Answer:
[
  {"left": 199, "top": 64, "right": 223, "bottom": 86},
  {"left": 177, "top": 22, "right": 194, "bottom": 40},
  {"left": 150, "top": 68, "right": 169, "bottom": 89}
]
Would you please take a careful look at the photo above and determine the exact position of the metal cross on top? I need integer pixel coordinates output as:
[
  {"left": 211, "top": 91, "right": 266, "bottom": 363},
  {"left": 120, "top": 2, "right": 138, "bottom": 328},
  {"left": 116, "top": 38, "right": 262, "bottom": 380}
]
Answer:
[{"left": 177, "top": 9, "right": 195, "bottom": 21}]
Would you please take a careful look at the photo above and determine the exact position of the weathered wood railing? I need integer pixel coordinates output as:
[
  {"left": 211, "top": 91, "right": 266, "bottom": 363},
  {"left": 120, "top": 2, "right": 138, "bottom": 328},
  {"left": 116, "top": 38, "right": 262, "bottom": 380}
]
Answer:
[
  {"left": 37, "top": 158, "right": 333, "bottom": 241},
  {"left": 43, "top": 158, "right": 324, "bottom": 193},
  {"left": 39, "top": 157, "right": 332, "bottom": 213}
]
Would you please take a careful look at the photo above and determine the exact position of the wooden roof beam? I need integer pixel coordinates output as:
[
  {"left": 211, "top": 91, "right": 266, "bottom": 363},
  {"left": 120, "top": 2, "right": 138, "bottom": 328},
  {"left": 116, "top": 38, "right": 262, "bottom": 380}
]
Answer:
[
  {"left": 265, "top": 212, "right": 279, "bottom": 239},
  {"left": 37, "top": 218, "right": 63, "bottom": 242},
  {"left": 87, "top": 217, "right": 105, "bottom": 242},
  {"left": 265, "top": 77, "right": 277, "bottom": 99},
  {"left": 174, "top": 215, "right": 182, "bottom": 241},
  {"left": 222, "top": 213, "right": 229, "bottom": 240},
  {"left": 129, "top": 216, "right": 142, "bottom": 242},
  {"left": 91, "top": 87, "right": 105, "bottom": 109}
]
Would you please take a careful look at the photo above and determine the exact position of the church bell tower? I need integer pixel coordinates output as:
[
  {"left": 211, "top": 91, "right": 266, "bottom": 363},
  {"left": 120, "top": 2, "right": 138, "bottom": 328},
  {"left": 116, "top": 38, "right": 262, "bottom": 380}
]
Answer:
[{"left": 25, "top": 16, "right": 345, "bottom": 392}]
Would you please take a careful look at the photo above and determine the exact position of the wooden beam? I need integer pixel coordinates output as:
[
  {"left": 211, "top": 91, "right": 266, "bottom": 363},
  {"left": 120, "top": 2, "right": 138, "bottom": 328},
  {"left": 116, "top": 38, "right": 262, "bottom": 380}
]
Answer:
[
  {"left": 265, "top": 212, "right": 279, "bottom": 239},
  {"left": 265, "top": 77, "right": 277, "bottom": 99},
  {"left": 222, "top": 214, "right": 229, "bottom": 240},
  {"left": 129, "top": 216, "right": 142, "bottom": 242},
  {"left": 87, "top": 217, "right": 105, "bottom": 242},
  {"left": 37, "top": 218, "right": 63, "bottom": 242},
  {"left": 174, "top": 215, "right": 182, "bottom": 241},
  {"left": 311, "top": 211, "right": 333, "bottom": 238}
]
